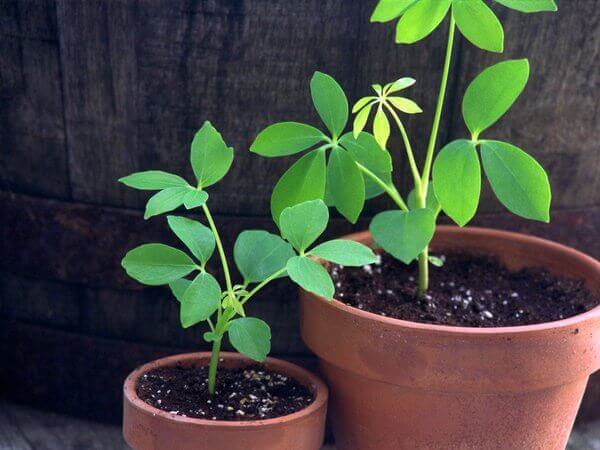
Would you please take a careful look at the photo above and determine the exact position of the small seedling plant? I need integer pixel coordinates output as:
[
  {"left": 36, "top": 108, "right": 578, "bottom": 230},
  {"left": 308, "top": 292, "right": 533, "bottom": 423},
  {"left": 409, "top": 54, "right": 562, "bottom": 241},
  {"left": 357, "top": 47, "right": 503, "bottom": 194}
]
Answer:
[
  {"left": 119, "top": 121, "right": 376, "bottom": 394},
  {"left": 251, "top": 0, "right": 556, "bottom": 298}
]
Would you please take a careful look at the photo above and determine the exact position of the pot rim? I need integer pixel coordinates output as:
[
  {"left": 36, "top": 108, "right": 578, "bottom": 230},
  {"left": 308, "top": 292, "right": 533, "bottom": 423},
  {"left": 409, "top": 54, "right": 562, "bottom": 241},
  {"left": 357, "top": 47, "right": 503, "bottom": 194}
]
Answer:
[
  {"left": 314, "top": 225, "right": 600, "bottom": 336},
  {"left": 123, "top": 352, "right": 328, "bottom": 429}
]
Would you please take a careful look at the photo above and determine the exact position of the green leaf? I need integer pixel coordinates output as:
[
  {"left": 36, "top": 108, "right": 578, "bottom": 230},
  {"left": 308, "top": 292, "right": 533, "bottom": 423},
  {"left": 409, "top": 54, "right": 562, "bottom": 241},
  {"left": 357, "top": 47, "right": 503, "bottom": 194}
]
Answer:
[
  {"left": 122, "top": 244, "right": 197, "bottom": 286},
  {"left": 166, "top": 216, "right": 215, "bottom": 265},
  {"left": 250, "top": 122, "right": 325, "bottom": 157},
  {"left": 180, "top": 272, "right": 221, "bottom": 328},
  {"left": 183, "top": 189, "right": 208, "bottom": 209},
  {"left": 271, "top": 148, "right": 326, "bottom": 226},
  {"left": 118, "top": 171, "right": 189, "bottom": 190},
  {"left": 370, "top": 209, "right": 435, "bottom": 264},
  {"left": 286, "top": 256, "right": 334, "bottom": 299},
  {"left": 144, "top": 187, "right": 189, "bottom": 219},
  {"left": 279, "top": 199, "right": 329, "bottom": 252},
  {"left": 386, "top": 77, "right": 416, "bottom": 94},
  {"left": 428, "top": 255, "right": 444, "bottom": 267},
  {"left": 432, "top": 139, "right": 481, "bottom": 226},
  {"left": 395, "top": 0, "right": 452, "bottom": 44},
  {"left": 340, "top": 132, "right": 392, "bottom": 173},
  {"left": 352, "top": 96, "right": 377, "bottom": 113},
  {"left": 494, "top": 0, "right": 557, "bottom": 13},
  {"left": 234, "top": 230, "right": 295, "bottom": 283},
  {"left": 228, "top": 317, "right": 271, "bottom": 362},
  {"left": 463, "top": 59, "right": 530, "bottom": 137},
  {"left": 190, "top": 121, "right": 234, "bottom": 188},
  {"left": 309, "top": 240, "right": 377, "bottom": 266},
  {"left": 480, "top": 140, "right": 551, "bottom": 222},
  {"left": 326, "top": 147, "right": 365, "bottom": 223},
  {"left": 387, "top": 97, "right": 423, "bottom": 114},
  {"left": 203, "top": 331, "right": 220, "bottom": 343},
  {"left": 407, "top": 184, "right": 440, "bottom": 214},
  {"left": 310, "top": 72, "right": 348, "bottom": 138},
  {"left": 353, "top": 102, "right": 374, "bottom": 138},
  {"left": 373, "top": 106, "right": 390, "bottom": 149},
  {"left": 371, "top": 0, "right": 418, "bottom": 23},
  {"left": 169, "top": 278, "right": 192, "bottom": 303},
  {"left": 453, "top": 0, "right": 504, "bottom": 53},
  {"left": 222, "top": 292, "right": 246, "bottom": 318}
]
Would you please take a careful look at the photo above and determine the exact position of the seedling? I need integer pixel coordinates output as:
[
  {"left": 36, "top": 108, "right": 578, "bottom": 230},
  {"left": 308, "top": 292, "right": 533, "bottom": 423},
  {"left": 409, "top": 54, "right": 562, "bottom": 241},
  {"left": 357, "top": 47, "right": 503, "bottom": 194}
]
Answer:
[
  {"left": 119, "top": 121, "right": 376, "bottom": 394},
  {"left": 251, "top": 0, "right": 556, "bottom": 297}
]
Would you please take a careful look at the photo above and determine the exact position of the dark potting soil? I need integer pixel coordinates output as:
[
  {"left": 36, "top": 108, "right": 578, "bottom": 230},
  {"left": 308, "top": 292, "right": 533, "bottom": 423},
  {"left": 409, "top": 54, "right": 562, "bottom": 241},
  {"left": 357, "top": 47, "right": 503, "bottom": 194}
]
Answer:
[
  {"left": 136, "top": 364, "right": 313, "bottom": 421},
  {"left": 331, "top": 252, "right": 599, "bottom": 327}
]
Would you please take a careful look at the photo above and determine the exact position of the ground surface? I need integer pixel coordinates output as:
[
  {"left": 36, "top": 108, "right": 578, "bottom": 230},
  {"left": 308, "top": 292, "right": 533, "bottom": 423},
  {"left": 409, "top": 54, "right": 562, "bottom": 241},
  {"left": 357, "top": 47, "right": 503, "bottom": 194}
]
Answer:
[{"left": 0, "top": 400, "right": 598, "bottom": 449}]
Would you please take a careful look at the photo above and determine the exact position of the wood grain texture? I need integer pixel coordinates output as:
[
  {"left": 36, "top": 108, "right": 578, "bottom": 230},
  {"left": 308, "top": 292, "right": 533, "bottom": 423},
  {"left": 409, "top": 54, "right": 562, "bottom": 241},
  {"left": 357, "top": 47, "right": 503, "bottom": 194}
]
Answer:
[{"left": 0, "top": 0, "right": 69, "bottom": 198}]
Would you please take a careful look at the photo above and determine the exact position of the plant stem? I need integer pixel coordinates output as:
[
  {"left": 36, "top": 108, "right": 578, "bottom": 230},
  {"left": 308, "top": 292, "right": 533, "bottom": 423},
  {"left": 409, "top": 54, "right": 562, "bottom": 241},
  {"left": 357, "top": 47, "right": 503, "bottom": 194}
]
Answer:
[
  {"left": 415, "top": 17, "right": 456, "bottom": 298},
  {"left": 207, "top": 337, "right": 222, "bottom": 395},
  {"left": 384, "top": 103, "right": 422, "bottom": 190},
  {"left": 421, "top": 16, "right": 456, "bottom": 194},
  {"left": 241, "top": 267, "right": 288, "bottom": 305},
  {"left": 356, "top": 162, "right": 409, "bottom": 212}
]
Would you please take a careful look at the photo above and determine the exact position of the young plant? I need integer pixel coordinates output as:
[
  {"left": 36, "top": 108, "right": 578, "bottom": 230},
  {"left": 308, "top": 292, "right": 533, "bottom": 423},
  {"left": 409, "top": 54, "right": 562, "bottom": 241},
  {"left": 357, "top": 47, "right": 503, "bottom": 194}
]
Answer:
[
  {"left": 251, "top": 0, "right": 556, "bottom": 297},
  {"left": 119, "top": 121, "right": 376, "bottom": 394}
]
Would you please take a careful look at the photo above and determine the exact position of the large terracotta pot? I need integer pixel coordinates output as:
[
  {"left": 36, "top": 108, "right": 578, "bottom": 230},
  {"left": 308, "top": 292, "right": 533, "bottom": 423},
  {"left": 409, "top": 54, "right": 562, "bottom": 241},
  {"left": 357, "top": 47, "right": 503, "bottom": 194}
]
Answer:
[
  {"left": 300, "top": 226, "right": 600, "bottom": 450},
  {"left": 123, "top": 352, "right": 328, "bottom": 450}
]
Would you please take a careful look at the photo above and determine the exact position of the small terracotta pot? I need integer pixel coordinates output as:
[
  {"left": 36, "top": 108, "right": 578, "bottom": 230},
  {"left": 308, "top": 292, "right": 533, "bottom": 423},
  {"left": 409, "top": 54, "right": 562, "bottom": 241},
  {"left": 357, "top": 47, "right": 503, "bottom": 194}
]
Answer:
[
  {"left": 123, "top": 352, "right": 328, "bottom": 450},
  {"left": 300, "top": 226, "right": 600, "bottom": 450}
]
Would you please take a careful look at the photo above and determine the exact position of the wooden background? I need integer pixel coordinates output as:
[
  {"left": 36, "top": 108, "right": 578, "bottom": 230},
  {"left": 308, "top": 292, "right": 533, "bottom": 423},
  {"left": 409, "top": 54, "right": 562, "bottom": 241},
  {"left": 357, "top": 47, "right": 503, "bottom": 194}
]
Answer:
[{"left": 1, "top": 0, "right": 598, "bottom": 423}]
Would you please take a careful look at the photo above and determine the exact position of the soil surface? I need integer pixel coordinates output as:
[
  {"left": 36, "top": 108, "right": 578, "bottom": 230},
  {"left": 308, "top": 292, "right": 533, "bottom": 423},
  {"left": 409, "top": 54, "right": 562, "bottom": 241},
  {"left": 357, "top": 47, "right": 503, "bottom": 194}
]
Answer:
[
  {"left": 331, "top": 252, "right": 599, "bottom": 327},
  {"left": 136, "top": 364, "right": 313, "bottom": 421}
]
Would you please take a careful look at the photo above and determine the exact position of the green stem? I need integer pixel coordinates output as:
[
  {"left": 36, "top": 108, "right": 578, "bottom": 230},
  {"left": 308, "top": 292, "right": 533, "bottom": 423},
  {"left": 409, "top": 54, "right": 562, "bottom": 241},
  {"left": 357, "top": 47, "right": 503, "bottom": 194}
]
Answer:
[
  {"left": 241, "top": 267, "right": 288, "bottom": 305},
  {"left": 421, "top": 16, "right": 456, "bottom": 194},
  {"left": 384, "top": 103, "right": 421, "bottom": 190},
  {"left": 416, "top": 17, "right": 455, "bottom": 298},
  {"left": 207, "top": 337, "right": 222, "bottom": 395},
  {"left": 356, "top": 162, "right": 409, "bottom": 212}
]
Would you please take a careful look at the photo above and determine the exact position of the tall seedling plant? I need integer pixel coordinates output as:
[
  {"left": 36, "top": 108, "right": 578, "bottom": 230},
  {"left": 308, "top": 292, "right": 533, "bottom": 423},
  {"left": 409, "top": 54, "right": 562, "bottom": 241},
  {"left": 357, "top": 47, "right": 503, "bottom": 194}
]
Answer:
[
  {"left": 119, "top": 122, "right": 376, "bottom": 394},
  {"left": 251, "top": 0, "right": 556, "bottom": 297}
]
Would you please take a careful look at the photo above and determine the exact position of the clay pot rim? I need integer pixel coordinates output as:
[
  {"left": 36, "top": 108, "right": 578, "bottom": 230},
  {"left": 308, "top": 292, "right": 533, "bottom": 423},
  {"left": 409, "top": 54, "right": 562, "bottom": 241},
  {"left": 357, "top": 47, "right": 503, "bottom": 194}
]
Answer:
[
  {"left": 316, "top": 225, "right": 600, "bottom": 336},
  {"left": 123, "top": 351, "right": 328, "bottom": 429}
]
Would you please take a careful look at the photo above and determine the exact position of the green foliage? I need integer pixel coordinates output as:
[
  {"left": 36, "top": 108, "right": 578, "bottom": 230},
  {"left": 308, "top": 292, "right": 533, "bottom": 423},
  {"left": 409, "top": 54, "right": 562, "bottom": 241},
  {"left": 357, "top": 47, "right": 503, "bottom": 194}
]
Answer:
[
  {"left": 326, "top": 146, "right": 365, "bottom": 223},
  {"left": 228, "top": 318, "right": 271, "bottom": 362},
  {"left": 286, "top": 256, "right": 334, "bottom": 299},
  {"left": 180, "top": 272, "right": 221, "bottom": 328},
  {"left": 118, "top": 171, "right": 189, "bottom": 190},
  {"left": 167, "top": 216, "right": 215, "bottom": 265},
  {"left": 480, "top": 140, "right": 551, "bottom": 222},
  {"left": 234, "top": 231, "right": 295, "bottom": 283},
  {"left": 339, "top": 132, "right": 392, "bottom": 174},
  {"left": 270, "top": 149, "right": 327, "bottom": 226},
  {"left": 452, "top": 0, "right": 504, "bottom": 53},
  {"left": 371, "top": 0, "right": 417, "bottom": 23},
  {"left": 183, "top": 190, "right": 209, "bottom": 209},
  {"left": 121, "top": 244, "right": 197, "bottom": 286},
  {"left": 309, "top": 240, "right": 378, "bottom": 266},
  {"left": 463, "top": 59, "right": 530, "bottom": 138},
  {"left": 395, "top": 0, "right": 452, "bottom": 44},
  {"left": 407, "top": 184, "right": 440, "bottom": 214},
  {"left": 494, "top": 0, "right": 557, "bottom": 13},
  {"left": 432, "top": 139, "right": 481, "bottom": 226},
  {"left": 250, "top": 122, "right": 325, "bottom": 157},
  {"left": 370, "top": 209, "right": 436, "bottom": 264},
  {"left": 310, "top": 72, "right": 348, "bottom": 138},
  {"left": 279, "top": 200, "right": 329, "bottom": 252},
  {"left": 144, "top": 187, "right": 190, "bottom": 220},
  {"left": 190, "top": 121, "right": 234, "bottom": 188}
]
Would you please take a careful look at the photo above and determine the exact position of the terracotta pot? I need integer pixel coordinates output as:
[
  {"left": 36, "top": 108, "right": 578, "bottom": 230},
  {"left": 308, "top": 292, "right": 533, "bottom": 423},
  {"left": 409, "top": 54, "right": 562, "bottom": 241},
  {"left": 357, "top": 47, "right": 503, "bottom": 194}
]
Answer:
[
  {"left": 123, "top": 352, "right": 328, "bottom": 450},
  {"left": 300, "top": 226, "right": 600, "bottom": 450}
]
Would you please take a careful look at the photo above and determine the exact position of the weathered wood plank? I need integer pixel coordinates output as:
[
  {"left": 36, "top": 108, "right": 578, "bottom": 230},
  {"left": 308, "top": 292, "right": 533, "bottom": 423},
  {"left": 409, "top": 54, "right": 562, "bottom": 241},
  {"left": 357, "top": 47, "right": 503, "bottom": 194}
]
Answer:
[
  {"left": 0, "top": 0, "right": 69, "bottom": 198},
  {"left": 0, "top": 401, "right": 128, "bottom": 450},
  {"left": 449, "top": 0, "right": 600, "bottom": 211}
]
